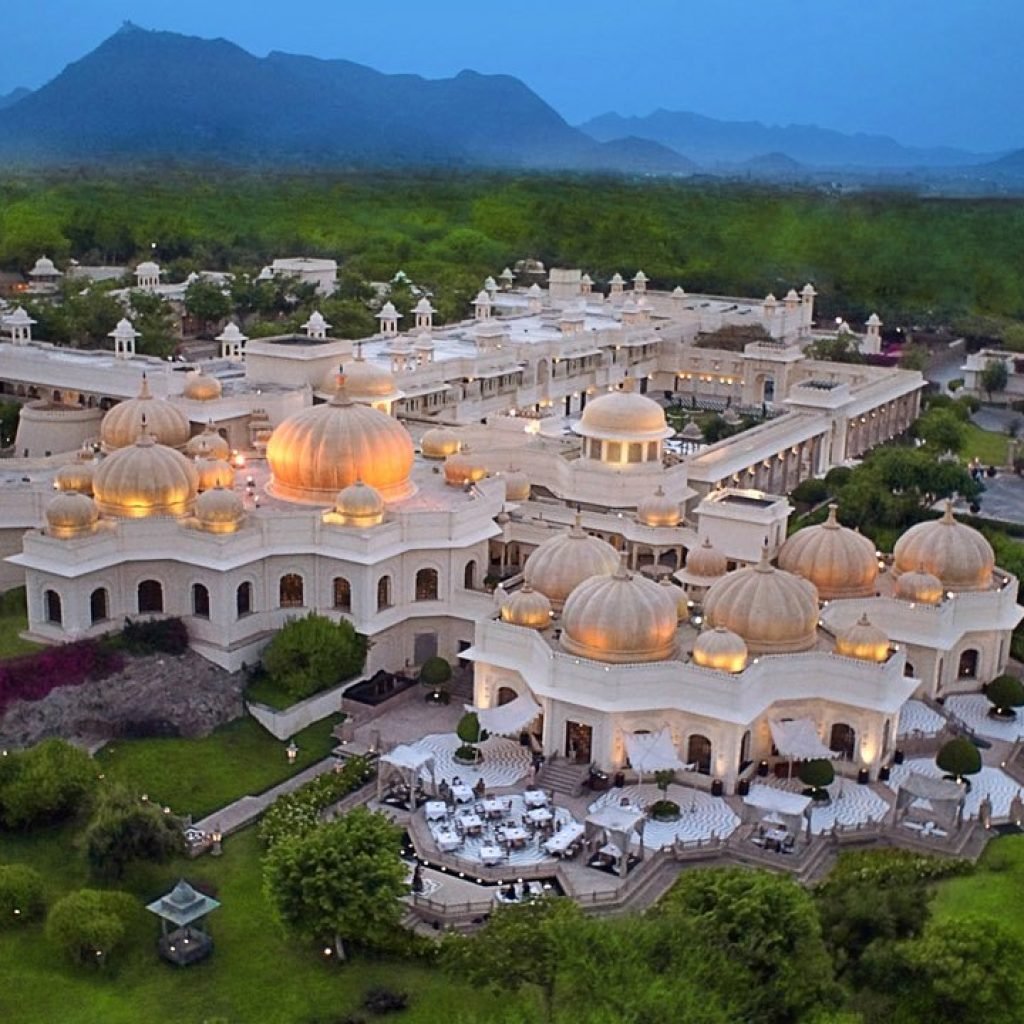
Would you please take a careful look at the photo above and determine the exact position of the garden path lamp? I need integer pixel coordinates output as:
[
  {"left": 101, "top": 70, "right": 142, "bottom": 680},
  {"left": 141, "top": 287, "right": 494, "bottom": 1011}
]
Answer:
[{"left": 286, "top": 740, "right": 298, "bottom": 763}]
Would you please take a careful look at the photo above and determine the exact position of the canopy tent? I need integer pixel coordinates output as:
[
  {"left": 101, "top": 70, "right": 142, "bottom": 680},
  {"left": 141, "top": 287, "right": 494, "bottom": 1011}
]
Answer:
[
  {"left": 377, "top": 744, "right": 437, "bottom": 810},
  {"left": 466, "top": 694, "right": 541, "bottom": 738},
  {"left": 769, "top": 719, "right": 835, "bottom": 761},
  {"left": 585, "top": 803, "right": 646, "bottom": 877},
  {"left": 891, "top": 771, "right": 965, "bottom": 830},
  {"left": 623, "top": 729, "right": 685, "bottom": 782},
  {"left": 743, "top": 784, "right": 812, "bottom": 837}
]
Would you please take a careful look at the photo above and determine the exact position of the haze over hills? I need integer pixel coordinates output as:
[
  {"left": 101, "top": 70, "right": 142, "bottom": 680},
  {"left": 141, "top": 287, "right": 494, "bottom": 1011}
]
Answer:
[{"left": 0, "top": 87, "right": 30, "bottom": 110}]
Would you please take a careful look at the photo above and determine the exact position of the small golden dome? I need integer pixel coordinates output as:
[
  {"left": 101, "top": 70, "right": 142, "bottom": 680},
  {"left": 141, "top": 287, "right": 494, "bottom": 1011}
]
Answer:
[
  {"left": 421, "top": 426, "right": 461, "bottom": 459},
  {"left": 693, "top": 626, "right": 748, "bottom": 673},
  {"left": 678, "top": 538, "right": 728, "bottom": 585},
  {"left": 333, "top": 480, "right": 385, "bottom": 527},
  {"left": 444, "top": 445, "right": 489, "bottom": 487},
  {"left": 100, "top": 376, "right": 190, "bottom": 451},
  {"left": 637, "top": 485, "right": 681, "bottom": 527},
  {"left": 195, "top": 485, "right": 245, "bottom": 534},
  {"left": 185, "top": 423, "right": 231, "bottom": 460},
  {"left": 500, "top": 585, "right": 552, "bottom": 629},
  {"left": 501, "top": 467, "right": 531, "bottom": 502},
  {"left": 266, "top": 387, "right": 415, "bottom": 504},
  {"left": 54, "top": 455, "right": 96, "bottom": 496},
  {"left": 194, "top": 455, "right": 234, "bottom": 492},
  {"left": 834, "top": 613, "right": 889, "bottom": 663},
  {"left": 45, "top": 491, "right": 99, "bottom": 539},
  {"left": 182, "top": 370, "right": 222, "bottom": 401},
  {"left": 573, "top": 389, "right": 673, "bottom": 442},
  {"left": 893, "top": 503, "right": 994, "bottom": 592},
  {"left": 561, "top": 566, "right": 678, "bottom": 664},
  {"left": 523, "top": 515, "right": 621, "bottom": 607},
  {"left": 895, "top": 566, "right": 944, "bottom": 605},
  {"left": 93, "top": 431, "right": 199, "bottom": 519},
  {"left": 703, "top": 548, "right": 819, "bottom": 655},
  {"left": 337, "top": 354, "right": 400, "bottom": 402},
  {"left": 777, "top": 504, "right": 877, "bottom": 600}
]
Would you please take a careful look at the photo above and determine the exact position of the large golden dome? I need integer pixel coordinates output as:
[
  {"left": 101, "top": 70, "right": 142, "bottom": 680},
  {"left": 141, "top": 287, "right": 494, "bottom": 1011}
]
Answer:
[
  {"left": 266, "top": 390, "right": 415, "bottom": 504},
  {"left": 337, "top": 354, "right": 401, "bottom": 403},
  {"left": 834, "top": 613, "right": 889, "bottom": 663},
  {"left": 693, "top": 626, "right": 748, "bottom": 673},
  {"left": 500, "top": 585, "right": 552, "bottom": 630},
  {"left": 703, "top": 549, "right": 819, "bottom": 654},
  {"left": 100, "top": 376, "right": 190, "bottom": 451},
  {"left": 573, "top": 389, "right": 673, "bottom": 441},
  {"left": 561, "top": 566, "right": 678, "bottom": 664},
  {"left": 93, "top": 432, "right": 199, "bottom": 518},
  {"left": 523, "top": 515, "right": 620, "bottom": 607},
  {"left": 777, "top": 504, "right": 877, "bottom": 600},
  {"left": 637, "top": 485, "right": 681, "bottom": 527},
  {"left": 893, "top": 503, "right": 994, "bottom": 592},
  {"left": 421, "top": 426, "right": 460, "bottom": 459},
  {"left": 45, "top": 491, "right": 99, "bottom": 539}
]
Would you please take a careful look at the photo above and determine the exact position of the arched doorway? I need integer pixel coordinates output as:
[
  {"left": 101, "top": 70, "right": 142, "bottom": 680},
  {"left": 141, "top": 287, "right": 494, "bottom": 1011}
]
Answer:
[
  {"left": 687, "top": 734, "right": 712, "bottom": 775},
  {"left": 496, "top": 686, "right": 518, "bottom": 706},
  {"left": 332, "top": 577, "right": 351, "bottom": 612},
  {"left": 829, "top": 723, "right": 856, "bottom": 761},
  {"left": 137, "top": 579, "right": 163, "bottom": 614},
  {"left": 958, "top": 649, "right": 979, "bottom": 679},
  {"left": 44, "top": 589, "right": 62, "bottom": 625},
  {"left": 236, "top": 582, "right": 253, "bottom": 617},
  {"left": 90, "top": 587, "right": 108, "bottom": 624},
  {"left": 463, "top": 560, "right": 477, "bottom": 590},
  {"left": 192, "top": 583, "right": 210, "bottom": 619}
]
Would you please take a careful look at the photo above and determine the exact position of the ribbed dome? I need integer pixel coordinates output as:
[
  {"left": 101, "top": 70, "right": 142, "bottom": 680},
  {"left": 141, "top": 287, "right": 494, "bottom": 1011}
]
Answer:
[
  {"left": 185, "top": 423, "right": 231, "bottom": 461},
  {"left": 777, "top": 504, "right": 878, "bottom": 600},
  {"left": 574, "top": 390, "right": 673, "bottom": 441},
  {"left": 693, "top": 627, "right": 748, "bottom": 673},
  {"left": 637, "top": 485, "right": 681, "bottom": 527},
  {"left": 895, "top": 566, "right": 944, "bottom": 605},
  {"left": 834, "top": 613, "right": 889, "bottom": 663},
  {"left": 100, "top": 377, "right": 190, "bottom": 451},
  {"left": 500, "top": 585, "right": 552, "bottom": 630},
  {"left": 660, "top": 578, "right": 691, "bottom": 621},
  {"left": 501, "top": 467, "right": 531, "bottom": 502},
  {"left": 93, "top": 432, "right": 199, "bottom": 519},
  {"left": 893, "top": 503, "right": 994, "bottom": 592},
  {"left": 523, "top": 515, "right": 620, "bottom": 607},
  {"left": 681, "top": 538, "right": 728, "bottom": 583},
  {"left": 194, "top": 456, "right": 234, "bottom": 492},
  {"left": 54, "top": 454, "right": 96, "bottom": 495},
  {"left": 333, "top": 480, "right": 385, "bottom": 527},
  {"left": 266, "top": 389, "right": 415, "bottom": 504},
  {"left": 182, "top": 370, "right": 222, "bottom": 402},
  {"left": 561, "top": 566, "right": 678, "bottom": 664},
  {"left": 195, "top": 485, "right": 245, "bottom": 534},
  {"left": 444, "top": 445, "right": 489, "bottom": 487},
  {"left": 342, "top": 356, "right": 399, "bottom": 400},
  {"left": 703, "top": 549, "right": 819, "bottom": 654},
  {"left": 45, "top": 491, "right": 99, "bottom": 539},
  {"left": 421, "top": 426, "right": 460, "bottom": 459}
]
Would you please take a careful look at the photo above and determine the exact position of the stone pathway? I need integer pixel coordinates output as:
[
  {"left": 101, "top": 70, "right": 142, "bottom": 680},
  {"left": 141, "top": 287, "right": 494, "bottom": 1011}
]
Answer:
[
  {"left": 897, "top": 699, "right": 946, "bottom": 738},
  {"left": 411, "top": 733, "right": 532, "bottom": 789},
  {"left": 947, "top": 695, "right": 1024, "bottom": 742}
]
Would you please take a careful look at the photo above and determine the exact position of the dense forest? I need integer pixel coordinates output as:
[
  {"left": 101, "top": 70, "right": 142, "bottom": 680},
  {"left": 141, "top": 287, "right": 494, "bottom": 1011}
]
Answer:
[{"left": 2, "top": 171, "right": 1024, "bottom": 333}]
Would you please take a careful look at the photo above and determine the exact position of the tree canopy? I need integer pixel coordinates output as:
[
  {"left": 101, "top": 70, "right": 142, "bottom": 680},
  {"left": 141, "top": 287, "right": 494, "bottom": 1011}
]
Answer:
[{"left": 262, "top": 612, "right": 367, "bottom": 701}]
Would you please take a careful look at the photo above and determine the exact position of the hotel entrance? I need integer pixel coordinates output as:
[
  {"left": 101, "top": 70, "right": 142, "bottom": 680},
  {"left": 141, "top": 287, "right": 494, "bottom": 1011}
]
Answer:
[{"left": 565, "top": 721, "right": 592, "bottom": 764}]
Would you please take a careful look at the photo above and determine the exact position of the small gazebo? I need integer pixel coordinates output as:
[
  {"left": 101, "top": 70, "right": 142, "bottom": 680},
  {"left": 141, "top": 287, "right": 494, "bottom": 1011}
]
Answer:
[
  {"left": 377, "top": 744, "right": 437, "bottom": 810},
  {"left": 146, "top": 879, "right": 221, "bottom": 966},
  {"left": 585, "top": 804, "right": 646, "bottom": 877}
]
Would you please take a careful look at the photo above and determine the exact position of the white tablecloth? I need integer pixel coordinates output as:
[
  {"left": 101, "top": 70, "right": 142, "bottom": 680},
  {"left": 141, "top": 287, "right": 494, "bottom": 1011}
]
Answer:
[
  {"left": 459, "top": 813, "right": 483, "bottom": 832},
  {"left": 523, "top": 789, "right": 548, "bottom": 808},
  {"left": 479, "top": 844, "right": 504, "bottom": 865},
  {"left": 482, "top": 798, "right": 507, "bottom": 817},
  {"left": 501, "top": 826, "right": 529, "bottom": 846},
  {"left": 424, "top": 801, "right": 448, "bottom": 821},
  {"left": 543, "top": 822, "right": 584, "bottom": 855},
  {"left": 436, "top": 830, "right": 461, "bottom": 852},
  {"left": 452, "top": 785, "right": 475, "bottom": 804},
  {"left": 527, "top": 808, "right": 553, "bottom": 824}
]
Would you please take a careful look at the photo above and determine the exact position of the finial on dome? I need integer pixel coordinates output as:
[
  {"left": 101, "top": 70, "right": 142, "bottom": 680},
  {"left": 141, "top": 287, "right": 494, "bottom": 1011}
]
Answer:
[
  {"left": 942, "top": 500, "right": 955, "bottom": 523},
  {"left": 614, "top": 551, "right": 631, "bottom": 579},
  {"left": 857, "top": 612, "right": 873, "bottom": 627},
  {"left": 824, "top": 503, "right": 839, "bottom": 528},
  {"left": 570, "top": 511, "right": 585, "bottom": 536},
  {"left": 139, "top": 373, "right": 151, "bottom": 399},
  {"left": 329, "top": 373, "right": 353, "bottom": 406},
  {"left": 755, "top": 544, "right": 773, "bottom": 573}
]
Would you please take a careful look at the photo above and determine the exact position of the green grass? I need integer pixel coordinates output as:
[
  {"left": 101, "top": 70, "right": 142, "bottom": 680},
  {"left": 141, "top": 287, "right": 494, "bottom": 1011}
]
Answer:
[
  {"left": 94, "top": 715, "right": 344, "bottom": 819},
  {"left": 960, "top": 423, "right": 1009, "bottom": 466},
  {"left": 243, "top": 674, "right": 304, "bottom": 711},
  {"left": 0, "top": 588, "right": 42, "bottom": 660},
  {"left": 0, "top": 825, "right": 503, "bottom": 1024}
]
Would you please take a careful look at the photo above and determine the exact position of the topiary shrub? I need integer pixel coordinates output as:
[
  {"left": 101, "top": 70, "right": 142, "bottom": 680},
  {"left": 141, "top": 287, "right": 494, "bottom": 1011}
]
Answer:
[
  {"left": 649, "top": 799, "right": 681, "bottom": 821},
  {"left": 419, "top": 656, "right": 452, "bottom": 688},
  {"left": 0, "top": 864, "right": 46, "bottom": 926},
  {"left": 0, "top": 738, "right": 97, "bottom": 829},
  {"left": 45, "top": 888, "right": 137, "bottom": 967},
  {"left": 936, "top": 737, "right": 982, "bottom": 783},
  {"left": 455, "top": 712, "right": 488, "bottom": 764},
  {"left": 985, "top": 674, "right": 1024, "bottom": 719},
  {"left": 263, "top": 613, "right": 368, "bottom": 702},
  {"left": 798, "top": 759, "right": 835, "bottom": 800}
]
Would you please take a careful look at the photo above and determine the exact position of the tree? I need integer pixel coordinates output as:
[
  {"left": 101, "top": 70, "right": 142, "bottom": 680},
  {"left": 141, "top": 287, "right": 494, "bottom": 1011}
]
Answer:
[
  {"left": 456, "top": 711, "right": 488, "bottom": 761},
  {"left": 0, "top": 863, "right": 47, "bottom": 926},
  {"left": 0, "top": 401, "right": 19, "bottom": 448},
  {"left": 985, "top": 674, "right": 1024, "bottom": 717},
  {"left": 0, "top": 738, "right": 97, "bottom": 829},
  {"left": 807, "top": 334, "right": 865, "bottom": 364},
  {"left": 654, "top": 769, "right": 675, "bottom": 796},
  {"left": 45, "top": 888, "right": 137, "bottom": 967},
  {"left": 184, "top": 277, "right": 231, "bottom": 333},
  {"left": 899, "top": 343, "right": 930, "bottom": 371},
  {"left": 798, "top": 758, "right": 835, "bottom": 798},
  {"left": 980, "top": 358, "right": 1009, "bottom": 399},
  {"left": 916, "top": 409, "right": 965, "bottom": 453},
  {"left": 935, "top": 737, "right": 982, "bottom": 782},
  {"left": 262, "top": 807, "right": 406, "bottom": 960},
  {"left": 262, "top": 612, "right": 367, "bottom": 701},
  {"left": 127, "top": 289, "right": 178, "bottom": 357},
  {"left": 419, "top": 655, "right": 452, "bottom": 689}
]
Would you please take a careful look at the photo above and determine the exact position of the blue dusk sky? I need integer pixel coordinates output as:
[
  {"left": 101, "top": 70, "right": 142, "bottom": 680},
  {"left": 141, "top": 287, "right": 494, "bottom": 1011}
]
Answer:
[{"left": 3, "top": 0, "right": 1022, "bottom": 153}]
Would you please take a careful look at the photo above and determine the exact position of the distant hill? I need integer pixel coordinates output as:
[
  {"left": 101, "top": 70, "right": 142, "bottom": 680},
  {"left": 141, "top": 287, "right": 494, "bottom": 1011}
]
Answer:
[
  {"left": 0, "top": 24, "right": 693, "bottom": 174},
  {"left": 579, "top": 108, "right": 985, "bottom": 170},
  {"left": 0, "top": 87, "right": 30, "bottom": 110},
  {"left": 980, "top": 148, "right": 1024, "bottom": 178}
]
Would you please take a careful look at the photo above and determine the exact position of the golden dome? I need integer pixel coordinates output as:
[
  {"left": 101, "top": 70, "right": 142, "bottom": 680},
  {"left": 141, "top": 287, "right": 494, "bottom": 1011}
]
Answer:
[
  {"left": 523, "top": 515, "right": 621, "bottom": 607},
  {"left": 892, "top": 503, "right": 994, "bottom": 592},
  {"left": 266, "top": 389, "right": 415, "bottom": 504},
  {"left": 500, "top": 585, "right": 552, "bottom": 629},
  {"left": 777, "top": 504, "right": 877, "bottom": 600},
  {"left": 421, "top": 426, "right": 461, "bottom": 459},
  {"left": 195, "top": 485, "right": 245, "bottom": 534},
  {"left": 99, "top": 376, "right": 190, "bottom": 451},
  {"left": 895, "top": 566, "right": 944, "bottom": 605},
  {"left": 834, "top": 613, "right": 889, "bottom": 663},
  {"left": 561, "top": 566, "right": 678, "bottom": 664},
  {"left": 660, "top": 578, "right": 691, "bottom": 621},
  {"left": 54, "top": 454, "right": 96, "bottom": 495},
  {"left": 45, "top": 491, "right": 99, "bottom": 539},
  {"left": 678, "top": 538, "right": 728, "bottom": 585},
  {"left": 182, "top": 370, "right": 222, "bottom": 401},
  {"left": 573, "top": 389, "right": 673, "bottom": 441},
  {"left": 185, "top": 423, "right": 231, "bottom": 460},
  {"left": 501, "top": 467, "right": 531, "bottom": 502},
  {"left": 194, "top": 455, "right": 234, "bottom": 492},
  {"left": 338, "top": 354, "right": 400, "bottom": 402},
  {"left": 444, "top": 445, "right": 489, "bottom": 487},
  {"left": 93, "top": 432, "right": 199, "bottom": 519},
  {"left": 333, "top": 480, "right": 385, "bottom": 527},
  {"left": 703, "top": 549, "right": 819, "bottom": 655},
  {"left": 693, "top": 626, "right": 748, "bottom": 673},
  {"left": 637, "top": 485, "right": 681, "bottom": 528}
]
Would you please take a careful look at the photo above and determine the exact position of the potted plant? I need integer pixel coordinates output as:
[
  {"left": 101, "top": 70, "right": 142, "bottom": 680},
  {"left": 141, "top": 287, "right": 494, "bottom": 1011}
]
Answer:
[
  {"left": 797, "top": 759, "right": 835, "bottom": 802},
  {"left": 985, "top": 674, "right": 1024, "bottom": 720},
  {"left": 454, "top": 712, "right": 488, "bottom": 765},
  {"left": 420, "top": 656, "right": 453, "bottom": 705},
  {"left": 936, "top": 737, "right": 982, "bottom": 787},
  {"left": 649, "top": 769, "right": 680, "bottom": 821}
]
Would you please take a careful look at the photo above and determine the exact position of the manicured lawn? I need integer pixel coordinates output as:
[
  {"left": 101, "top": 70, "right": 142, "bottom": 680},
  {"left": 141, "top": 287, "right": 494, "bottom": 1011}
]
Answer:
[
  {"left": 0, "top": 589, "right": 42, "bottom": 660},
  {"left": 0, "top": 825, "right": 503, "bottom": 1024},
  {"left": 960, "top": 423, "right": 1009, "bottom": 466},
  {"left": 94, "top": 714, "right": 344, "bottom": 819},
  {"left": 244, "top": 673, "right": 305, "bottom": 711}
]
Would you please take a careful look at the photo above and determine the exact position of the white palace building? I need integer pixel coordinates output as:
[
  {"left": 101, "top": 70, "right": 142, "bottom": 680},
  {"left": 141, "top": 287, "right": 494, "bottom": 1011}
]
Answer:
[{"left": 0, "top": 265, "right": 1017, "bottom": 792}]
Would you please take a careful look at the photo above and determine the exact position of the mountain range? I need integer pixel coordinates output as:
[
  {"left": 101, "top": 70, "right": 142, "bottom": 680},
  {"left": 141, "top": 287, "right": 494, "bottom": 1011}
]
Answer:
[{"left": 0, "top": 23, "right": 1020, "bottom": 180}]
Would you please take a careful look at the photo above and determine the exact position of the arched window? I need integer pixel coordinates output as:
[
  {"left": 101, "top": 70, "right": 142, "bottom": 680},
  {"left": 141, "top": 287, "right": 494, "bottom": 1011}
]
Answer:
[
  {"left": 90, "top": 587, "right": 108, "bottom": 625},
  {"left": 279, "top": 574, "right": 304, "bottom": 608},
  {"left": 137, "top": 579, "right": 163, "bottom": 614},
  {"left": 463, "top": 560, "right": 477, "bottom": 590},
  {"left": 829, "top": 723, "right": 857, "bottom": 761},
  {"left": 44, "top": 589, "right": 62, "bottom": 625},
  {"left": 333, "top": 577, "right": 351, "bottom": 612},
  {"left": 415, "top": 568, "right": 439, "bottom": 601},
  {"left": 687, "top": 734, "right": 712, "bottom": 776},
  {"left": 192, "top": 583, "right": 210, "bottom": 619},
  {"left": 904, "top": 662, "right": 916, "bottom": 678},
  {"left": 377, "top": 575, "right": 392, "bottom": 611},
  {"left": 497, "top": 686, "right": 518, "bottom": 706},
  {"left": 236, "top": 582, "right": 253, "bottom": 618},
  {"left": 958, "top": 649, "right": 979, "bottom": 679}
]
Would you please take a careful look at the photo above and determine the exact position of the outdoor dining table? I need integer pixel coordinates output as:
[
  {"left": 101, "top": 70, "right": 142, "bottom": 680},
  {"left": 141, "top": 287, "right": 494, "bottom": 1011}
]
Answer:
[
  {"left": 458, "top": 812, "right": 483, "bottom": 834},
  {"left": 478, "top": 844, "right": 504, "bottom": 865},
  {"left": 436, "top": 830, "right": 461, "bottom": 852},
  {"left": 501, "top": 826, "right": 529, "bottom": 848},
  {"left": 523, "top": 789, "right": 548, "bottom": 808},
  {"left": 451, "top": 784, "right": 475, "bottom": 804},
  {"left": 481, "top": 797, "right": 507, "bottom": 818},
  {"left": 424, "top": 800, "right": 448, "bottom": 821},
  {"left": 526, "top": 807, "right": 553, "bottom": 825},
  {"left": 543, "top": 822, "right": 584, "bottom": 856}
]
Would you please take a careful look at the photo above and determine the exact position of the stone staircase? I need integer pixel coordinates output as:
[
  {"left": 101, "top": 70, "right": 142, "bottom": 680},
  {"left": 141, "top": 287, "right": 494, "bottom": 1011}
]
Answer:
[{"left": 537, "top": 759, "right": 591, "bottom": 797}]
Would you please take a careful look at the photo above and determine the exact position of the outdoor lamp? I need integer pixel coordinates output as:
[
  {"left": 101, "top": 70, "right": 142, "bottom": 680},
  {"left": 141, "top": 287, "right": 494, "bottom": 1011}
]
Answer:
[
  {"left": 286, "top": 740, "right": 298, "bottom": 763},
  {"left": 210, "top": 829, "right": 223, "bottom": 857}
]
